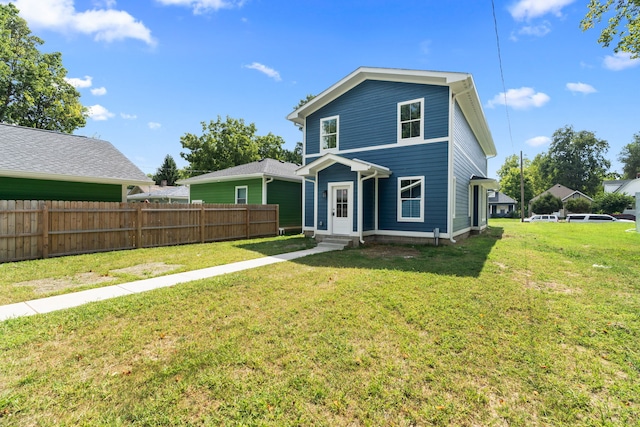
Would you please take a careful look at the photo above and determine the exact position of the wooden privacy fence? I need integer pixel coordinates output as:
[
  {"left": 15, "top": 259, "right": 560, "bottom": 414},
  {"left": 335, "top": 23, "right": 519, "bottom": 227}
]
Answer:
[{"left": 0, "top": 200, "right": 279, "bottom": 263}]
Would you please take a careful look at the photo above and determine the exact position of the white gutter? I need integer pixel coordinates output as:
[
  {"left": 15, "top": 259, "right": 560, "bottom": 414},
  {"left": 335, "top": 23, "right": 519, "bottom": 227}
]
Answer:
[{"left": 263, "top": 177, "right": 274, "bottom": 204}]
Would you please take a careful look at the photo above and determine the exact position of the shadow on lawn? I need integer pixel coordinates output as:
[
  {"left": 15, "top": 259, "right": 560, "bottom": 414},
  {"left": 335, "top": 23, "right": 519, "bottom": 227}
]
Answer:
[{"left": 242, "top": 226, "right": 504, "bottom": 278}]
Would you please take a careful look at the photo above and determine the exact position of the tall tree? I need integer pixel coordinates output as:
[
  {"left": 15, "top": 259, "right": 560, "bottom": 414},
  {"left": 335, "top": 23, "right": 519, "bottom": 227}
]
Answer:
[
  {"left": 618, "top": 132, "right": 640, "bottom": 179},
  {"left": 497, "top": 154, "right": 535, "bottom": 214},
  {"left": 581, "top": 0, "right": 640, "bottom": 58},
  {"left": 152, "top": 155, "right": 180, "bottom": 186},
  {"left": 537, "top": 125, "right": 611, "bottom": 196},
  {"left": 0, "top": 4, "right": 85, "bottom": 132}
]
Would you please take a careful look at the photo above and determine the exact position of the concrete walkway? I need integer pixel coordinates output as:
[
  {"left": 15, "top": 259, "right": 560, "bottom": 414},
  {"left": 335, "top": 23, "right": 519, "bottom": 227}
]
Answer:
[{"left": 0, "top": 244, "right": 343, "bottom": 322}]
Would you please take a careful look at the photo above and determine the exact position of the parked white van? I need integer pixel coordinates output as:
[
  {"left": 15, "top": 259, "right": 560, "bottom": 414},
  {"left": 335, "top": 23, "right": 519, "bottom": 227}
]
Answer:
[
  {"left": 524, "top": 214, "right": 559, "bottom": 222},
  {"left": 566, "top": 214, "right": 633, "bottom": 223}
]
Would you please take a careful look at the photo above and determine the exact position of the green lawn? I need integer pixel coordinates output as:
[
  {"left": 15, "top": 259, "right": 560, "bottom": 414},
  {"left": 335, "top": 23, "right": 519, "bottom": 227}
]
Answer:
[{"left": 1, "top": 220, "right": 639, "bottom": 425}]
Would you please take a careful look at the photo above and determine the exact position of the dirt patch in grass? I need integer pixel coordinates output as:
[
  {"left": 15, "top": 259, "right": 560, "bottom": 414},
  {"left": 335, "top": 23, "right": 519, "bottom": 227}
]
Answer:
[
  {"left": 360, "top": 245, "right": 420, "bottom": 260},
  {"left": 14, "top": 272, "right": 116, "bottom": 294},
  {"left": 110, "top": 262, "right": 182, "bottom": 277}
]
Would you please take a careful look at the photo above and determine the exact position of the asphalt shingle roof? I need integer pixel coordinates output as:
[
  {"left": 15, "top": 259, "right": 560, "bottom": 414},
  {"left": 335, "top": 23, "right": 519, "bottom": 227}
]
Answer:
[
  {"left": 0, "top": 123, "right": 151, "bottom": 184},
  {"left": 179, "top": 158, "right": 302, "bottom": 184},
  {"left": 488, "top": 192, "right": 517, "bottom": 204}
]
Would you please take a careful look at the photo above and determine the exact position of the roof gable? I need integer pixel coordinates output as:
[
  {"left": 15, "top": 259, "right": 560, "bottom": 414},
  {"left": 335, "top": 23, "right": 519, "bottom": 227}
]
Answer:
[
  {"left": 0, "top": 123, "right": 152, "bottom": 185},
  {"left": 287, "top": 66, "right": 496, "bottom": 157}
]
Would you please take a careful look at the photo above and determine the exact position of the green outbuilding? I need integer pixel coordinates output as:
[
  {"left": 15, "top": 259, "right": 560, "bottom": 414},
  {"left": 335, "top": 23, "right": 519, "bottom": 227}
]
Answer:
[
  {"left": 178, "top": 159, "right": 302, "bottom": 230},
  {"left": 0, "top": 123, "right": 152, "bottom": 202}
]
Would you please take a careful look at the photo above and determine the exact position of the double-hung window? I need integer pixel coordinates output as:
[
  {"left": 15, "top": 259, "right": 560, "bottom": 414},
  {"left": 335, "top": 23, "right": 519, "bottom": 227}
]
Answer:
[
  {"left": 397, "top": 98, "right": 423, "bottom": 142},
  {"left": 397, "top": 176, "right": 424, "bottom": 222},
  {"left": 235, "top": 186, "right": 247, "bottom": 204},
  {"left": 320, "top": 116, "right": 339, "bottom": 151}
]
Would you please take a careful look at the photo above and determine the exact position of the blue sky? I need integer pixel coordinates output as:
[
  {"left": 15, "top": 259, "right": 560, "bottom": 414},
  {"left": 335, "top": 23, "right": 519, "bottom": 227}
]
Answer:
[{"left": 6, "top": 0, "right": 640, "bottom": 178}]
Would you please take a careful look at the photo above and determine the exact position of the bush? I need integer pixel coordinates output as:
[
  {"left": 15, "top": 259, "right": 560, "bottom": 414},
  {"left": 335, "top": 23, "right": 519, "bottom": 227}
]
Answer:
[
  {"left": 531, "top": 193, "right": 563, "bottom": 214},
  {"left": 565, "top": 198, "right": 591, "bottom": 213},
  {"left": 592, "top": 192, "right": 634, "bottom": 214}
]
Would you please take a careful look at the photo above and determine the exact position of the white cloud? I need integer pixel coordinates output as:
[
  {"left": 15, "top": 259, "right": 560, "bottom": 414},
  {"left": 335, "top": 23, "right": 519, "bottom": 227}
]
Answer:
[
  {"left": 486, "top": 87, "right": 550, "bottom": 110},
  {"left": 10, "top": 0, "right": 155, "bottom": 46},
  {"left": 155, "top": 0, "right": 245, "bottom": 14},
  {"left": 148, "top": 122, "right": 162, "bottom": 129},
  {"left": 603, "top": 52, "right": 640, "bottom": 71},
  {"left": 86, "top": 104, "right": 115, "bottom": 121},
  {"left": 244, "top": 62, "right": 282, "bottom": 81},
  {"left": 518, "top": 22, "right": 551, "bottom": 37},
  {"left": 420, "top": 40, "right": 432, "bottom": 55},
  {"left": 509, "top": 0, "right": 575, "bottom": 20},
  {"left": 91, "top": 86, "right": 107, "bottom": 96},
  {"left": 526, "top": 136, "right": 551, "bottom": 147},
  {"left": 121, "top": 113, "right": 137, "bottom": 120},
  {"left": 566, "top": 82, "right": 596, "bottom": 94},
  {"left": 65, "top": 75, "right": 93, "bottom": 88}
]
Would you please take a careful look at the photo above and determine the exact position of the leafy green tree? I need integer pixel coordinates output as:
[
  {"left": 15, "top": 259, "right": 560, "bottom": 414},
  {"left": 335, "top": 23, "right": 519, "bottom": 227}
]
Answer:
[
  {"left": 180, "top": 116, "right": 301, "bottom": 176},
  {"left": 152, "top": 155, "right": 180, "bottom": 186},
  {"left": 0, "top": 3, "right": 85, "bottom": 132},
  {"left": 537, "top": 126, "right": 611, "bottom": 197},
  {"left": 531, "top": 193, "right": 563, "bottom": 214},
  {"left": 282, "top": 142, "right": 302, "bottom": 165},
  {"left": 618, "top": 132, "right": 640, "bottom": 179},
  {"left": 581, "top": 0, "right": 640, "bottom": 58},
  {"left": 565, "top": 198, "right": 592, "bottom": 213},
  {"left": 496, "top": 154, "right": 534, "bottom": 215},
  {"left": 592, "top": 192, "right": 635, "bottom": 214}
]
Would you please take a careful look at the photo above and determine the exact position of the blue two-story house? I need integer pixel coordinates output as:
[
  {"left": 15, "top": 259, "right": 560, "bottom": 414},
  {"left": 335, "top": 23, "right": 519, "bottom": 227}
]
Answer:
[{"left": 287, "top": 67, "right": 497, "bottom": 245}]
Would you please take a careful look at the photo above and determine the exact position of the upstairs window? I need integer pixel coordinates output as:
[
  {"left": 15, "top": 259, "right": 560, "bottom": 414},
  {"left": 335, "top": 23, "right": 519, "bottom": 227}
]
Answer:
[
  {"left": 398, "top": 99, "right": 423, "bottom": 142},
  {"left": 397, "top": 176, "right": 424, "bottom": 222},
  {"left": 320, "top": 116, "right": 339, "bottom": 151},
  {"left": 235, "top": 186, "right": 247, "bottom": 204}
]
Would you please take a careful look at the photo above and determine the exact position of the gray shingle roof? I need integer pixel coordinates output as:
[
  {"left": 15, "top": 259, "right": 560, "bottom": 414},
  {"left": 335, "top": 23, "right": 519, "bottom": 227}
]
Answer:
[
  {"left": 0, "top": 123, "right": 152, "bottom": 184},
  {"left": 488, "top": 192, "right": 516, "bottom": 204},
  {"left": 179, "top": 158, "right": 302, "bottom": 184}
]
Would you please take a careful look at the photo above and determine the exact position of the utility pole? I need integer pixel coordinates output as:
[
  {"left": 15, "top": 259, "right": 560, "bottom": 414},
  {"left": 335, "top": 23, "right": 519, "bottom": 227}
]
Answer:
[{"left": 520, "top": 151, "right": 525, "bottom": 222}]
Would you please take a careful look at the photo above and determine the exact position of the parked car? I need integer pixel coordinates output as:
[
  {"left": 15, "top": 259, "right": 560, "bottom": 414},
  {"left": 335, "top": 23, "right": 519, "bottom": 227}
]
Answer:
[
  {"left": 524, "top": 214, "right": 559, "bottom": 222},
  {"left": 566, "top": 214, "right": 634, "bottom": 223}
]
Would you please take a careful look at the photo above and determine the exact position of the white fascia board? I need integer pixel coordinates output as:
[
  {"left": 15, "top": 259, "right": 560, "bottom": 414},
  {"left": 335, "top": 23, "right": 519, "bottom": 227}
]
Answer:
[
  {"left": 297, "top": 153, "right": 391, "bottom": 177},
  {"left": 0, "top": 170, "right": 153, "bottom": 186}
]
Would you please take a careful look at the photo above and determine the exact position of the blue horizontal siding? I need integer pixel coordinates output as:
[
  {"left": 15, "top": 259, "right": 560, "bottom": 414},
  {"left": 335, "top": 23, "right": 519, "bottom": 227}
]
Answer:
[{"left": 305, "top": 80, "right": 450, "bottom": 155}]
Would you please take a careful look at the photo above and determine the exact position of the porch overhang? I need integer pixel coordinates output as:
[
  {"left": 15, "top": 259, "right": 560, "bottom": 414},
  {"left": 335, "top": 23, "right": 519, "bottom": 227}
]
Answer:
[
  {"left": 296, "top": 153, "right": 392, "bottom": 178},
  {"left": 470, "top": 175, "right": 499, "bottom": 190}
]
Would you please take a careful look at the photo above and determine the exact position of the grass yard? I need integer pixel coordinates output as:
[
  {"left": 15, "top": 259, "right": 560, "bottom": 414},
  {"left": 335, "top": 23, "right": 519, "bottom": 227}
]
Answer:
[{"left": 1, "top": 220, "right": 639, "bottom": 425}]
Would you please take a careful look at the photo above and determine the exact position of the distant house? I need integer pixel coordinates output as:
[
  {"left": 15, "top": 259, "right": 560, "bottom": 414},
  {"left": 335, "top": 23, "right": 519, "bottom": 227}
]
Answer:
[
  {"left": 529, "top": 184, "right": 593, "bottom": 217},
  {"left": 0, "top": 123, "right": 152, "bottom": 202},
  {"left": 128, "top": 185, "right": 189, "bottom": 204},
  {"left": 488, "top": 191, "right": 516, "bottom": 218},
  {"left": 177, "top": 159, "right": 302, "bottom": 230},
  {"left": 603, "top": 179, "right": 631, "bottom": 194},
  {"left": 287, "top": 67, "right": 497, "bottom": 245}
]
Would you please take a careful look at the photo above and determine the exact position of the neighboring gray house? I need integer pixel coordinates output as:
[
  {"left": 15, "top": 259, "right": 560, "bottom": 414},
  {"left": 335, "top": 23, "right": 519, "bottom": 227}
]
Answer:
[
  {"left": 0, "top": 123, "right": 152, "bottom": 202},
  {"left": 529, "top": 184, "right": 593, "bottom": 217},
  {"left": 128, "top": 185, "right": 189, "bottom": 203},
  {"left": 488, "top": 191, "right": 516, "bottom": 218}
]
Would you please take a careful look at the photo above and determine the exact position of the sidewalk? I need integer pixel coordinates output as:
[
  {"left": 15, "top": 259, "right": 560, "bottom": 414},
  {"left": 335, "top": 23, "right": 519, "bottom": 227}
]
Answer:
[{"left": 0, "top": 244, "right": 342, "bottom": 322}]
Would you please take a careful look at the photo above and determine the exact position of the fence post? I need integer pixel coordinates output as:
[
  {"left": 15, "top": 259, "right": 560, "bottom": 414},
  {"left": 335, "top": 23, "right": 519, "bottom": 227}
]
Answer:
[
  {"left": 200, "top": 204, "right": 205, "bottom": 243},
  {"left": 275, "top": 204, "right": 279, "bottom": 236},
  {"left": 136, "top": 203, "right": 143, "bottom": 248},
  {"left": 41, "top": 203, "right": 49, "bottom": 259},
  {"left": 246, "top": 206, "right": 250, "bottom": 239}
]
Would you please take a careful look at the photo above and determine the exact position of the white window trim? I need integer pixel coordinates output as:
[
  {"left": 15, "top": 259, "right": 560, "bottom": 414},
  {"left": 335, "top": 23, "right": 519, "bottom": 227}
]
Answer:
[
  {"left": 397, "top": 176, "right": 424, "bottom": 222},
  {"left": 397, "top": 98, "right": 424, "bottom": 144},
  {"left": 320, "top": 115, "right": 339, "bottom": 153},
  {"left": 235, "top": 185, "right": 248, "bottom": 204}
]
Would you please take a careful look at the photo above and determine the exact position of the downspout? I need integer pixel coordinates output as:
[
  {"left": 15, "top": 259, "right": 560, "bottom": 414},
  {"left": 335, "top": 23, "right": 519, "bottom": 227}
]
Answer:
[
  {"left": 263, "top": 177, "right": 274, "bottom": 204},
  {"left": 359, "top": 170, "right": 379, "bottom": 244}
]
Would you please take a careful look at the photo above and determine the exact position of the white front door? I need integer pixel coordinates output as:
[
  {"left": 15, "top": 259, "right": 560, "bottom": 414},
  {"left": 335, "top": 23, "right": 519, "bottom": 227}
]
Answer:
[{"left": 330, "top": 184, "right": 352, "bottom": 235}]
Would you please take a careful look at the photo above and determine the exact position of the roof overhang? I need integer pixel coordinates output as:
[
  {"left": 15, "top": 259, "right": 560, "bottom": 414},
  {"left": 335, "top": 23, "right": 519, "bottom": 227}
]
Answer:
[
  {"left": 0, "top": 170, "right": 154, "bottom": 187},
  {"left": 470, "top": 176, "right": 499, "bottom": 190},
  {"left": 286, "top": 66, "right": 497, "bottom": 158},
  {"left": 296, "top": 153, "right": 391, "bottom": 178}
]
